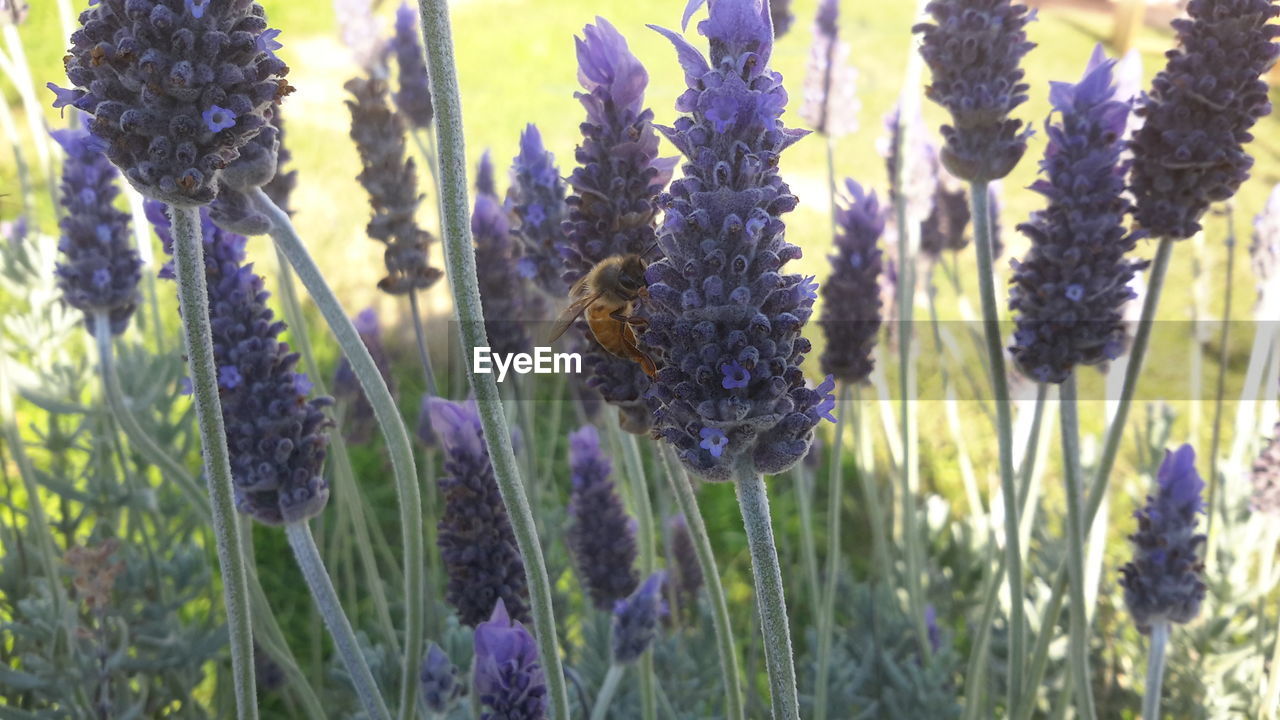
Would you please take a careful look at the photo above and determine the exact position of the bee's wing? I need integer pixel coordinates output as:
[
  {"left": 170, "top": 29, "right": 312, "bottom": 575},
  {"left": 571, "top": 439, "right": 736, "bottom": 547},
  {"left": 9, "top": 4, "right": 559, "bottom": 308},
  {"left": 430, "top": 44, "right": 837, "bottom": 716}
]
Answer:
[{"left": 547, "top": 283, "right": 601, "bottom": 343}]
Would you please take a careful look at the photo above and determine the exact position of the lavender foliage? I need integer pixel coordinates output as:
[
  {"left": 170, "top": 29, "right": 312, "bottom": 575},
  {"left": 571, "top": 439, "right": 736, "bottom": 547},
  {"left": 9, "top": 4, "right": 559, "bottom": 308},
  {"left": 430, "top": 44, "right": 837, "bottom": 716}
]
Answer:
[
  {"left": 560, "top": 17, "right": 675, "bottom": 435},
  {"left": 429, "top": 397, "right": 531, "bottom": 627},
  {"left": 346, "top": 75, "right": 444, "bottom": 296},
  {"left": 1119, "top": 444, "right": 1207, "bottom": 634},
  {"left": 51, "top": 123, "right": 142, "bottom": 336},
  {"left": 148, "top": 201, "right": 333, "bottom": 525},
  {"left": 392, "top": 2, "right": 434, "bottom": 129},
  {"left": 819, "top": 179, "right": 884, "bottom": 384},
  {"left": 611, "top": 571, "right": 666, "bottom": 665},
  {"left": 914, "top": 0, "right": 1036, "bottom": 182},
  {"left": 473, "top": 598, "right": 547, "bottom": 720},
  {"left": 566, "top": 425, "right": 639, "bottom": 610},
  {"left": 644, "top": 0, "right": 835, "bottom": 480},
  {"left": 50, "top": 0, "right": 291, "bottom": 206},
  {"left": 799, "top": 0, "right": 858, "bottom": 137},
  {"left": 1129, "top": 0, "right": 1279, "bottom": 240},
  {"left": 1008, "top": 50, "right": 1147, "bottom": 384},
  {"left": 507, "top": 124, "right": 569, "bottom": 296}
]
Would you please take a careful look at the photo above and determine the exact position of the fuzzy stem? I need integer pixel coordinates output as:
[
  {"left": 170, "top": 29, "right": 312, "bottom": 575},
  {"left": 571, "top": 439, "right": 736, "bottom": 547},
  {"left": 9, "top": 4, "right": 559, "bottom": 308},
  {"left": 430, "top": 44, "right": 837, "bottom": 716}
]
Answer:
[
  {"left": 414, "top": 4, "right": 569, "bottom": 717},
  {"left": 253, "top": 190, "right": 425, "bottom": 720},
  {"left": 589, "top": 664, "right": 627, "bottom": 720},
  {"left": 814, "top": 382, "right": 852, "bottom": 720},
  {"left": 1205, "top": 211, "right": 1236, "bottom": 570},
  {"left": 285, "top": 522, "right": 392, "bottom": 720},
  {"left": 616, "top": 424, "right": 658, "bottom": 720},
  {"left": 658, "top": 444, "right": 744, "bottom": 720},
  {"left": 734, "top": 461, "right": 799, "bottom": 720},
  {"left": 969, "top": 181, "right": 1024, "bottom": 706},
  {"left": 1142, "top": 622, "right": 1170, "bottom": 720},
  {"left": 1059, "top": 376, "right": 1098, "bottom": 720},
  {"left": 1016, "top": 238, "right": 1176, "bottom": 718},
  {"left": 166, "top": 204, "right": 257, "bottom": 720}
]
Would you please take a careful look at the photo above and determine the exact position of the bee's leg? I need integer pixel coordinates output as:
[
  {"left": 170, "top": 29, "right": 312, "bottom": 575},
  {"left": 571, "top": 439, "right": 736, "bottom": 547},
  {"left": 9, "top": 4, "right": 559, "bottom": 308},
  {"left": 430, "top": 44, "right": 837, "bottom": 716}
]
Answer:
[{"left": 609, "top": 310, "right": 649, "bottom": 329}]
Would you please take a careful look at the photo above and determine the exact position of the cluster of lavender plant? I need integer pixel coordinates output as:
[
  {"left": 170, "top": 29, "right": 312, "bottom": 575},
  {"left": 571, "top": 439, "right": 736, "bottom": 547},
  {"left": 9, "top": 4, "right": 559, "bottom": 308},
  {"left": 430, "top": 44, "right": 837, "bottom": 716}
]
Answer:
[{"left": 7, "top": 0, "right": 1280, "bottom": 717}]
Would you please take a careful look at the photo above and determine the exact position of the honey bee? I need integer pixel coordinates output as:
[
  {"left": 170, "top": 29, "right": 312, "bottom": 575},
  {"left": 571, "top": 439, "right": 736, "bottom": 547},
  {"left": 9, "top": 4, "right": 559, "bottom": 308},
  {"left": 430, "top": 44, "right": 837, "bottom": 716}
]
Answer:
[{"left": 548, "top": 252, "right": 657, "bottom": 377}]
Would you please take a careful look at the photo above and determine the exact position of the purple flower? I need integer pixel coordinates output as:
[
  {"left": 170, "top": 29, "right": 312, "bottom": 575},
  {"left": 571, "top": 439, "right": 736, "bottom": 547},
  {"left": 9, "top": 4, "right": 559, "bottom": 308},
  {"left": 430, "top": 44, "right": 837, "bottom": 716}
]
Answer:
[
  {"left": 415, "top": 392, "right": 437, "bottom": 448},
  {"left": 51, "top": 122, "right": 142, "bottom": 336},
  {"left": 419, "top": 643, "right": 463, "bottom": 715},
  {"left": 881, "top": 105, "right": 940, "bottom": 235},
  {"left": 920, "top": 174, "right": 970, "bottom": 257},
  {"left": 800, "top": 0, "right": 858, "bottom": 137},
  {"left": 721, "top": 360, "right": 750, "bottom": 389},
  {"left": 819, "top": 180, "right": 884, "bottom": 384},
  {"left": 1251, "top": 184, "right": 1280, "bottom": 309},
  {"left": 1119, "top": 444, "right": 1207, "bottom": 634},
  {"left": 666, "top": 515, "right": 703, "bottom": 616},
  {"left": 429, "top": 398, "right": 531, "bottom": 627},
  {"left": 1129, "top": 0, "right": 1279, "bottom": 240},
  {"left": 611, "top": 571, "right": 667, "bottom": 664},
  {"left": 1008, "top": 48, "right": 1148, "bottom": 384},
  {"left": 475, "top": 149, "right": 498, "bottom": 200},
  {"left": 473, "top": 155, "right": 540, "bottom": 357},
  {"left": 507, "top": 124, "right": 569, "bottom": 296},
  {"left": 333, "top": 0, "right": 385, "bottom": 71},
  {"left": 51, "top": 0, "right": 290, "bottom": 206},
  {"left": 566, "top": 425, "right": 639, "bottom": 611},
  {"left": 346, "top": 76, "right": 443, "bottom": 295},
  {"left": 914, "top": 0, "right": 1036, "bottom": 182},
  {"left": 149, "top": 202, "right": 333, "bottom": 525},
  {"left": 392, "top": 2, "right": 434, "bottom": 129},
  {"left": 561, "top": 18, "right": 676, "bottom": 435},
  {"left": 473, "top": 599, "right": 547, "bottom": 720},
  {"left": 925, "top": 605, "right": 942, "bottom": 653},
  {"left": 332, "top": 308, "right": 395, "bottom": 444},
  {"left": 643, "top": 0, "right": 829, "bottom": 481},
  {"left": 1251, "top": 419, "right": 1280, "bottom": 515},
  {"left": 208, "top": 103, "right": 283, "bottom": 236}
]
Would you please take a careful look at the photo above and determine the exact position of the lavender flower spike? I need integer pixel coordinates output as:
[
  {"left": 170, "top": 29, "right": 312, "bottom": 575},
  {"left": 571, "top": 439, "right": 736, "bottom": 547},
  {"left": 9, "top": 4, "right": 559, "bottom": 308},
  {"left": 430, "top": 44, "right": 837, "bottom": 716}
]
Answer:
[
  {"left": 1251, "top": 184, "right": 1280, "bottom": 309},
  {"left": 332, "top": 308, "right": 396, "bottom": 444},
  {"left": 508, "top": 124, "right": 569, "bottom": 296},
  {"left": 1250, "top": 419, "right": 1280, "bottom": 515},
  {"left": 799, "top": 0, "right": 858, "bottom": 137},
  {"left": 392, "top": 2, "right": 434, "bottom": 129},
  {"left": 209, "top": 101, "right": 282, "bottom": 235},
  {"left": 819, "top": 179, "right": 884, "bottom": 384},
  {"left": 473, "top": 598, "right": 547, "bottom": 720},
  {"left": 419, "top": 642, "right": 464, "bottom": 715},
  {"left": 346, "top": 76, "right": 444, "bottom": 295},
  {"left": 474, "top": 153, "right": 536, "bottom": 357},
  {"left": 1009, "top": 48, "right": 1148, "bottom": 384},
  {"left": 769, "top": 0, "right": 793, "bottom": 39},
  {"left": 1119, "top": 444, "right": 1207, "bottom": 634},
  {"left": 666, "top": 515, "right": 703, "bottom": 613},
  {"left": 148, "top": 201, "right": 333, "bottom": 525},
  {"left": 429, "top": 397, "right": 531, "bottom": 627},
  {"left": 611, "top": 571, "right": 667, "bottom": 665},
  {"left": 50, "top": 0, "right": 291, "bottom": 206},
  {"left": 914, "top": 0, "right": 1036, "bottom": 182},
  {"left": 566, "top": 425, "right": 639, "bottom": 610},
  {"left": 561, "top": 17, "right": 676, "bottom": 434},
  {"left": 644, "top": 0, "right": 835, "bottom": 480},
  {"left": 1129, "top": 0, "right": 1279, "bottom": 240},
  {"left": 51, "top": 122, "right": 142, "bottom": 336}
]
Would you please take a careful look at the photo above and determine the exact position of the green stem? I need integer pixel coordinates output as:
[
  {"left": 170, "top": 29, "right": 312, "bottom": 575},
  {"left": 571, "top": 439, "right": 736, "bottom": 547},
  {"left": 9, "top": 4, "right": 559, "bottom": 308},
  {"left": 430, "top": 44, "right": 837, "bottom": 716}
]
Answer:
[
  {"left": 1142, "top": 622, "right": 1170, "bottom": 720},
  {"left": 285, "top": 521, "right": 392, "bottom": 720},
  {"left": 253, "top": 190, "right": 425, "bottom": 720},
  {"left": 969, "top": 181, "right": 1023, "bottom": 707},
  {"left": 0, "top": 89, "right": 34, "bottom": 219},
  {"left": 791, "top": 463, "right": 821, "bottom": 621},
  {"left": 658, "top": 444, "right": 744, "bottom": 720},
  {"left": 414, "top": 4, "right": 569, "bottom": 716},
  {"left": 407, "top": 291, "right": 439, "bottom": 396},
  {"left": 1016, "top": 238, "right": 1176, "bottom": 718},
  {"left": 617, "top": 424, "right": 657, "bottom": 720},
  {"left": 166, "top": 204, "right": 258, "bottom": 720},
  {"left": 1059, "top": 376, "right": 1097, "bottom": 720},
  {"left": 589, "top": 664, "right": 627, "bottom": 720},
  {"left": 734, "top": 460, "right": 799, "bottom": 720},
  {"left": 814, "top": 382, "right": 852, "bottom": 720}
]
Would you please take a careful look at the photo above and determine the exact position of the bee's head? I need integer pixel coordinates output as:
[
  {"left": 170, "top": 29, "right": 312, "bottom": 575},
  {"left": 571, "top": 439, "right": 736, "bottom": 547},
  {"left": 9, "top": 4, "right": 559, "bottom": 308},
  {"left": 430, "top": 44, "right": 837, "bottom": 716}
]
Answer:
[{"left": 617, "top": 255, "right": 648, "bottom": 296}]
